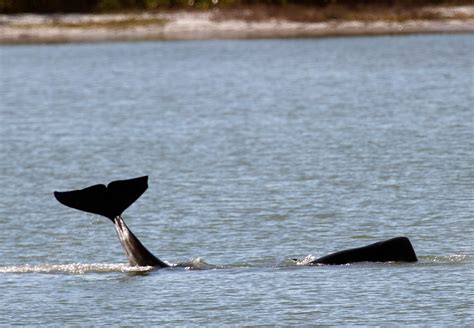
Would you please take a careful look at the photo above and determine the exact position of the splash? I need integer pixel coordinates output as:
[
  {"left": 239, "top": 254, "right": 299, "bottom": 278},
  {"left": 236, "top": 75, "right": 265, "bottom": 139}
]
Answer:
[
  {"left": 0, "top": 257, "right": 238, "bottom": 274},
  {"left": 294, "top": 254, "right": 318, "bottom": 266},
  {"left": 0, "top": 263, "right": 155, "bottom": 274}
]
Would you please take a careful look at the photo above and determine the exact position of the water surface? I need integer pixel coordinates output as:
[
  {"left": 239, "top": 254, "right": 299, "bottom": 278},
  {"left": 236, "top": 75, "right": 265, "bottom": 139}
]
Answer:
[{"left": 1, "top": 34, "right": 473, "bottom": 325}]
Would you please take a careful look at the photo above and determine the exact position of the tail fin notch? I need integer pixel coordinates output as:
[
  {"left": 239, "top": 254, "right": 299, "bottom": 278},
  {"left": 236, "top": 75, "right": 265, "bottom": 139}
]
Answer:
[{"left": 54, "top": 176, "right": 148, "bottom": 220}]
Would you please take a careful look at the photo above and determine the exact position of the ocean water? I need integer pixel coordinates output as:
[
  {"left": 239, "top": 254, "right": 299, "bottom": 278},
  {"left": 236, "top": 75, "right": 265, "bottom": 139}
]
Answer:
[{"left": 0, "top": 34, "right": 473, "bottom": 326}]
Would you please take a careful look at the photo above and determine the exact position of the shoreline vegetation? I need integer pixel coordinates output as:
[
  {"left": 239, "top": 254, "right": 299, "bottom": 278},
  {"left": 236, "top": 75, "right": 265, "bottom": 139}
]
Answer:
[{"left": 0, "top": 1, "right": 473, "bottom": 43}]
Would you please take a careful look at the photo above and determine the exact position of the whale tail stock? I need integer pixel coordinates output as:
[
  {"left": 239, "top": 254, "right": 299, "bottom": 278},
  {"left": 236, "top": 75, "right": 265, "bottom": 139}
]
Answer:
[{"left": 54, "top": 176, "right": 168, "bottom": 268}]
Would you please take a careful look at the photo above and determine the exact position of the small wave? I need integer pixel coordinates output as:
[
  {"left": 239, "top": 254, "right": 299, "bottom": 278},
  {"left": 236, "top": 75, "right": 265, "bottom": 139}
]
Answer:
[
  {"left": 420, "top": 254, "right": 472, "bottom": 264},
  {"left": 0, "top": 263, "right": 155, "bottom": 274},
  {"left": 350, "top": 234, "right": 374, "bottom": 239},
  {"left": 173, "top": 256, "right": 218, "bottom": 270},
  {"left": 172, "top": 257, "right": 281, "bottom": 270},
  {"left": 3, "top": 254, "right": 469, "bottom": 274}
]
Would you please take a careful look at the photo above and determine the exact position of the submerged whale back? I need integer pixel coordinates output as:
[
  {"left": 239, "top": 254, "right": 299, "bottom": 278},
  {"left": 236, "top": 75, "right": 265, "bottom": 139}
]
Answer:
[
  {"left": 313, "top": 236, "right": 418, "bottom": 265},
  {"left": 54, "top": 176, "right": 148, "bottom": 220}
]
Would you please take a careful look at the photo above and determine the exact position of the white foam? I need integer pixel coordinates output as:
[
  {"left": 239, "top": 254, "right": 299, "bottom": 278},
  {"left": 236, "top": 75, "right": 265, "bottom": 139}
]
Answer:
[
  {"left": 295, "top": 254, "right": 318, "bottom": 266},
  {"left": 0, "top": 263, "right": 154, "bottom": 274}
]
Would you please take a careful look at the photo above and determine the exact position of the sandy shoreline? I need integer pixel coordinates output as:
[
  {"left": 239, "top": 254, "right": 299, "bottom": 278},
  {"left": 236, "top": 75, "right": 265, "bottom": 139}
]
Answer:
[{"left": 1, "top": 7, "right": 473, "bottom": 44}]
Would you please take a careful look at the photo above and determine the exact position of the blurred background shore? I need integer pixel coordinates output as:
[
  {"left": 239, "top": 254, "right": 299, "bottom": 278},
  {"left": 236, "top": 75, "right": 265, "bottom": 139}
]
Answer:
[{"left": 1, "top": 0, "right": 473, "bottom": 43}]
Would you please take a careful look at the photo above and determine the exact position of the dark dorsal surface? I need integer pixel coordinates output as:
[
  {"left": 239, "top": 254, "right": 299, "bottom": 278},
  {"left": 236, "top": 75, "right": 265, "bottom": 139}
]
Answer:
[{"left": 312, "top": 236, "right": 418, "bottom": 265}]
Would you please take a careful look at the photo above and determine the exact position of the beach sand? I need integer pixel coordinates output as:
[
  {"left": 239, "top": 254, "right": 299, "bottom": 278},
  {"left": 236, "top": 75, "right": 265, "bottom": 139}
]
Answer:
[{"left": 1, "top": 6, "right": 473, "bottom": 43}]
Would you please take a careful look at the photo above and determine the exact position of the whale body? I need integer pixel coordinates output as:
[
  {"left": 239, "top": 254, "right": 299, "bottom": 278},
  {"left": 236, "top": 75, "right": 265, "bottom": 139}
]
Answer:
[
  {"left": 311, "top": 236, "right": 418, "bottom": 265},
  {"left": 54, "top": 176, "right": 417, "bottom": 267}
]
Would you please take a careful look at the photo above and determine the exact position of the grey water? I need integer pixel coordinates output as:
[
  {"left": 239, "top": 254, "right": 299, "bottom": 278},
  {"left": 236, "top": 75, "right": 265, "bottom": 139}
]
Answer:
[{"left": 0, "top": 34, "right": 473, "bottom": 326}]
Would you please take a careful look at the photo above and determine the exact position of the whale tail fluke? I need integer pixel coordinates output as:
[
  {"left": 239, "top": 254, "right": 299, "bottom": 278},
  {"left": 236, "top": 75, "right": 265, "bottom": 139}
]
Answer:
[
  {"left": 54, "top": 176, "right": 148, "bottom": 220},
  {"left": 54, "top": 176, "right": 168, "bottom": 268}
]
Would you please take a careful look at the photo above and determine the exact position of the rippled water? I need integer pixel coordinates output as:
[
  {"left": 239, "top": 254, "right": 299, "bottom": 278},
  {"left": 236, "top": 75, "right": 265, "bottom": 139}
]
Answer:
[{"left": 1, "top": 34, "right": 473, "bottom": 325}]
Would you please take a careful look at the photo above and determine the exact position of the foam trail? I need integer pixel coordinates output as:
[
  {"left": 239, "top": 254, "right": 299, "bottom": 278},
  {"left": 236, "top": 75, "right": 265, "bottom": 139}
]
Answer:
[
  {"left": 2, "top": 254, "right": 469, "bottom": 273},
  {"left": 0, "top": 263, "right": 154, "bottom": 274}
]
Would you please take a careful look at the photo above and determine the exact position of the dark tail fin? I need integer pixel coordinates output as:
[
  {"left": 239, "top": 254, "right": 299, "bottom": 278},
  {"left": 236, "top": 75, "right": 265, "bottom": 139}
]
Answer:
[{"left": 54, "top": 176, "right": 148, "bottom": 220}]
